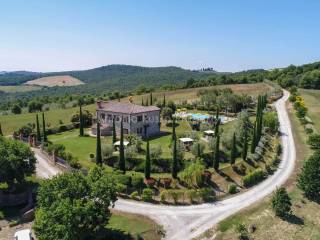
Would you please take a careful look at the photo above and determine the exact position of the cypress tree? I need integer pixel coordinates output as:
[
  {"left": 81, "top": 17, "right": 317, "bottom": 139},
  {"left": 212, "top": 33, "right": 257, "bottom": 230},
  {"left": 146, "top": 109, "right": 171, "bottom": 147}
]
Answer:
[
  {"left": 230, "top": 133, "right": 236, "bottom": 165},
  {"left": 119, "top": 119, "right": 126, "bottom": 173},
  {"left": 79, "top": 103, "right": 84, "bottom": 137},
  {"left": 42, "top": 112, "right": 47, "bottom": 142},
  {"left": 150, "top": 92, "right": 153, "bottom": 105},
  {"left": 214, "top": 134, "right": 220, "bottom": 171},
  {"left": 215, "top": 106, "right": 220, "bottom": 120},
  {"left": 36, "top": 114, "right": 41, "bottom": 142},
  {"left": 145, "top": 98, "right": 149, "bottom": 106},
  {"left": 163, "top": 94, "right": 166, "bottom": 107},
  {"left": 145, "top": 140, "right": 151, "bottom": 179},
  {"left": 172, "top": 117, "right": 176, "bottom": 141},
  {"left": 197, "top": 142, "right": 201, "bottom": 157},
  {"left": 251, "top": 122, "right": 257, "bottom": 154},
  {"left": 96, "top": 121, "right": 102, "bottom": 166},
  {"left": 242, "top": 128, "right": 248, "bottom": 161},
  {"left": 172, "top": 131, "right": 178, "bottom": 179},
  {"left": 112, "top": 118, "right": 117, "bottom": 144},
  {"left": 0, "top": 123, "right": 2, "bottom": 136},
  {"left": 141, "top": 98, "right": 144, "bottom": 106},
  {"left": 214, "top": 118, "right": 221, "bottom": 137}
]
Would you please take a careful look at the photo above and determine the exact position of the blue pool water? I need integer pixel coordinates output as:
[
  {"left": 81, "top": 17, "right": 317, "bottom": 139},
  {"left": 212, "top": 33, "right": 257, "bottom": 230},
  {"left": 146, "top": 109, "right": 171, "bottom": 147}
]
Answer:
[
  {"left": 190, "top": 113, "right": 228, "bottom": 122},
  {"left": 191, "top": 113, "right": 210, "bottom": 120}
]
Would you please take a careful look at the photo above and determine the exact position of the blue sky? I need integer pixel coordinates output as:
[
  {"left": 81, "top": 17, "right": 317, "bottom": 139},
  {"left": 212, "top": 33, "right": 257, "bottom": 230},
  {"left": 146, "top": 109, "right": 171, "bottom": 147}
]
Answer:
[{"left": 1, "top": 0, "right": 320, "bottom": 72}]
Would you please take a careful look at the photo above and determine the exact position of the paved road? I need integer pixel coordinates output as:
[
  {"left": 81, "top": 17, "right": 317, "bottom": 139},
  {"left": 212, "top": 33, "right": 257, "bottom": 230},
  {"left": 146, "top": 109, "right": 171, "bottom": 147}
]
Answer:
[
  {"left": 114, "top": 90, "right": 296, "bottom": 240},
  {"left": 33, "top": 148, "right": 61, "bottom": 179},
  {"left": 35, "top": 90, "right": 296, "bottom": 240}
]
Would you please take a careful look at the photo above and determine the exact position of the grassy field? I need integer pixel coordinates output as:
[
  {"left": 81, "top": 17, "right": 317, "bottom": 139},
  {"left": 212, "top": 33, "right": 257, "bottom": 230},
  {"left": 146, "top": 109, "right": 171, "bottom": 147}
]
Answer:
[
  {"left": 299, "top": 88, "right": 320, "bottom": 130},
  {"left": 0, "top": 104, "right": 96, "bottom": 136},
  {"left": 0, "top": 85, "right": 42, "bottom": 93},
  {"left": 0, "top": 83, "right": 272, "bottom": 136},
  {"left": 205, "top": 91, "right": 319, "bottom": 240},
  {"left": 125, "top": 83, "right": 274, "bottom": 104}
]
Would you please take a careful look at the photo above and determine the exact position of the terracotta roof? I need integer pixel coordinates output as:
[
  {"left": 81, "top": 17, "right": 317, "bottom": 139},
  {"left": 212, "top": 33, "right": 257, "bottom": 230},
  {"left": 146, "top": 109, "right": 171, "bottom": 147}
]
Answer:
[{"left": 97, "top": 101, "right": 160, "bottom": 114}]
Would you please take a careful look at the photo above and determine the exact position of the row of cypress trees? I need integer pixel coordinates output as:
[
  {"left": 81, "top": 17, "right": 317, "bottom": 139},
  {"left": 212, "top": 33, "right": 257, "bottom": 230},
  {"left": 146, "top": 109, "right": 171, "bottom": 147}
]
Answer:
[
  {"left": 35, "top": 112, "right": 47, "bottom": 143},
  {"left": 251, "top": 95, "right": 267, "bottom": 154}
]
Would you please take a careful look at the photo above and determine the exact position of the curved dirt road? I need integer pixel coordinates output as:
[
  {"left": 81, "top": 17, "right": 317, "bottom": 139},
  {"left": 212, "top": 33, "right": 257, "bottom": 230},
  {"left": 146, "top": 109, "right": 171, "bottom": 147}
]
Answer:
[
  {"left": 113, "top": 90, "right": 296, "bottom": 239},
  {"left": 35, "top": 90, "right": 295, "bottom": 240}
]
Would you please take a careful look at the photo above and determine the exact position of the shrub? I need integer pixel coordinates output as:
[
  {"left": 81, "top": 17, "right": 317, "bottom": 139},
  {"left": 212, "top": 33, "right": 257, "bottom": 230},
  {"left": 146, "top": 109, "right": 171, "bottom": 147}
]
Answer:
[
  {"left": 0, "top": 211, "right": 4, "bottom": 220},
  {"left": 236, "top": 223, "right": 249, "bottom": 240},
  {"left": 130, "top": 191, "right": 139, "bottom": 200},
  {"left": 160, "top": 190, "right": 167, "bottom": 202},
  {"left": 271, "top": 187, "right": 292, "bottom": 217},
  {"left": 168, "top": 190, "right": 180, "bottom": 204},
  {"left": 179, "top": 161, "right": 205, "bottom": 188},
  {"left": 116, "top": 183, "right": 127, "bottom": 193},
  {"left": 298, "top": 151, "right": 320, "bottom": 201},
  {"left": 228, "top": 184, "right": 237, "bottom": 194},
  {"left": 131, "top": 175, "right": 144, "bottom": 189},
  {"left": 141, "top": 188, "right": 153, "bottom": 202},
  {"left": 276, "top": 143, "right": 282, "bottom": 156},
  {"left": 199, "top": 188, "right": 215, "bottom": 202},
  {"left": 186, "top": 189, "right": 198, "bottom": 203},
  {"left": 305, "top": 127, "right": 314, "bottom": 135},
  {"left": 242, "top": 169, "right": 265, "bottom": 188},
  {"left": 115, "top": 174, "right": 131, "bottom": 187},
  {"left": 307, "top": 133, "right": 320, "bottom": 149}
]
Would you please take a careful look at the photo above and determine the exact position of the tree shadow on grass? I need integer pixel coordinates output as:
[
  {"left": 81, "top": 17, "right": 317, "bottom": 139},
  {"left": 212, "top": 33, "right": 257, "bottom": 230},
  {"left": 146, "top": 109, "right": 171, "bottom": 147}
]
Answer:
[
  {"left": 217, "top": 170, "right": 238, "bottom": 186},
  {"left": 88, "top": 228, "right": 135, "bottom": 240},
  {"left": 281, "top": 214, "right": 304, "bottom": 225}
]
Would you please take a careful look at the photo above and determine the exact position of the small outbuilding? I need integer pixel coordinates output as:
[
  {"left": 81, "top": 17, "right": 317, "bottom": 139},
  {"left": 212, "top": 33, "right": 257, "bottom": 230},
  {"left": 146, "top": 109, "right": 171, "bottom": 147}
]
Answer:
[
  {"left": 179, "top": 137, "right": 194, "bottom": 151},
  {"left": 113, "top": 140, "right": 130, "bottom": 151},
  {"left": 204, "top": 130, "right": 215, "bottom": 138}
]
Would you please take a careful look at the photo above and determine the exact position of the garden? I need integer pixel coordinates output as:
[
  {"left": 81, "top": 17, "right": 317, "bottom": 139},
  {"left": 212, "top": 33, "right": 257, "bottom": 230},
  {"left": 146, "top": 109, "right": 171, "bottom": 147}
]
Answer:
[{"left": 7, "top": 86, "right": 283, "bottom": 205}]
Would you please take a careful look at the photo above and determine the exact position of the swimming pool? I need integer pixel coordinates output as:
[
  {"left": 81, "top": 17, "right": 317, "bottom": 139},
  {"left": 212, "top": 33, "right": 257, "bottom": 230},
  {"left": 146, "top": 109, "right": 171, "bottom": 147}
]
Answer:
[{"left": 190, "top": 113, "right": 210, "bottom": 120}]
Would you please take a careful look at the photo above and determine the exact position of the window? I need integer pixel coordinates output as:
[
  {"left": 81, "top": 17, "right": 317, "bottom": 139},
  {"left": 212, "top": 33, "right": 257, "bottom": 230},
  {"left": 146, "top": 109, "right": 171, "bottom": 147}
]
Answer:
[
  {"left": 137, "top": 127, "right": 143, "bottom": 134},
  {"left": 124, "top": 128, "right": 129, "bottom": 134},
  {"left": 137, "top": 115, "right": 143, "bottom": 122}
]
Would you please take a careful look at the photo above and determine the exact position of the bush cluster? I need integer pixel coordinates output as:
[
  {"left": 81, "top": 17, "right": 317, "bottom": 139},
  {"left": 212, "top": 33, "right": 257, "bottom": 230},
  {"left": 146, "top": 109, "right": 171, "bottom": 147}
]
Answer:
[{"left": 242, "top": 169, "right": 265, "bottom": 188}]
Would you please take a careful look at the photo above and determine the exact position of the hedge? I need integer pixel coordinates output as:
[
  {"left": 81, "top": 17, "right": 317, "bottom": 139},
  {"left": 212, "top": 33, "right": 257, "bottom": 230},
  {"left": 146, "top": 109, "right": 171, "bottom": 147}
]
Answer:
[{"left": 242, "top": 169, "right": 265, "bottom": 188}]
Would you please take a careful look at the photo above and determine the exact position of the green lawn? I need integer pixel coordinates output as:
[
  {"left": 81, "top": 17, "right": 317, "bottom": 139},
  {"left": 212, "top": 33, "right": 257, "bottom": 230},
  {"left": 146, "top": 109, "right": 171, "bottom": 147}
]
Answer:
[
  {"left": 108, "top": 211, "right": 162, "bottom": 240},
  {"left": 0, "top": 104, "right": 96, "bottom": 136}
]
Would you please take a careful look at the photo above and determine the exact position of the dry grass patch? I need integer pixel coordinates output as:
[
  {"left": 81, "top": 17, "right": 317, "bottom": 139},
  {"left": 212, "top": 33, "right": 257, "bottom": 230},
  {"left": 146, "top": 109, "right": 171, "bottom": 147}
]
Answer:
[{"left": 25, "top": 75, "right": 84, "bottom": 87}]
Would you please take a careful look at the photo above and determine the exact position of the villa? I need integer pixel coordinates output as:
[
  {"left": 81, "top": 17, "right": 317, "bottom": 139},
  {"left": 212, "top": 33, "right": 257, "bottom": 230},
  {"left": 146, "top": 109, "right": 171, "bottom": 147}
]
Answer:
[{"left": 92, "top": 100, "right": 161, "bottom": 138}]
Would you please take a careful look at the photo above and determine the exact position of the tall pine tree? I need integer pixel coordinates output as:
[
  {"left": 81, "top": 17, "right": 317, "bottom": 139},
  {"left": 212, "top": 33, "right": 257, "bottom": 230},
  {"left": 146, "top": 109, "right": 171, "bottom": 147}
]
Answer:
[
  {"left": 163, "top": 94, "right": 166, "bottom": 107},
  {"left": 0, "top": 123, "right": 2, "bottom": 136},
  {"left": 42, "top": 112, "right": 47, "bottom": 142},
  {"left": 36, "top": 114, "right": 41, "bottom": 142},
  {"left": 145, "top": 140, "right": 151, "bottom": 179},
  {"left": 119, "top": 119, "right": 126, "bottom": 173},
  {"left": 214, "top": 134, "right": 220, "bottom": 171},
  {"left": 95, "top": 121, "right": 102, "bottom": 166},
  {"left": 79, "top": 103, "right": 84, "bottom": 137},
  {"left": 112, "top": 118, "right": 117, "bottom": 144},
  {"left": 230, "top": 133, "right": 236, "bottom": 165}
]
